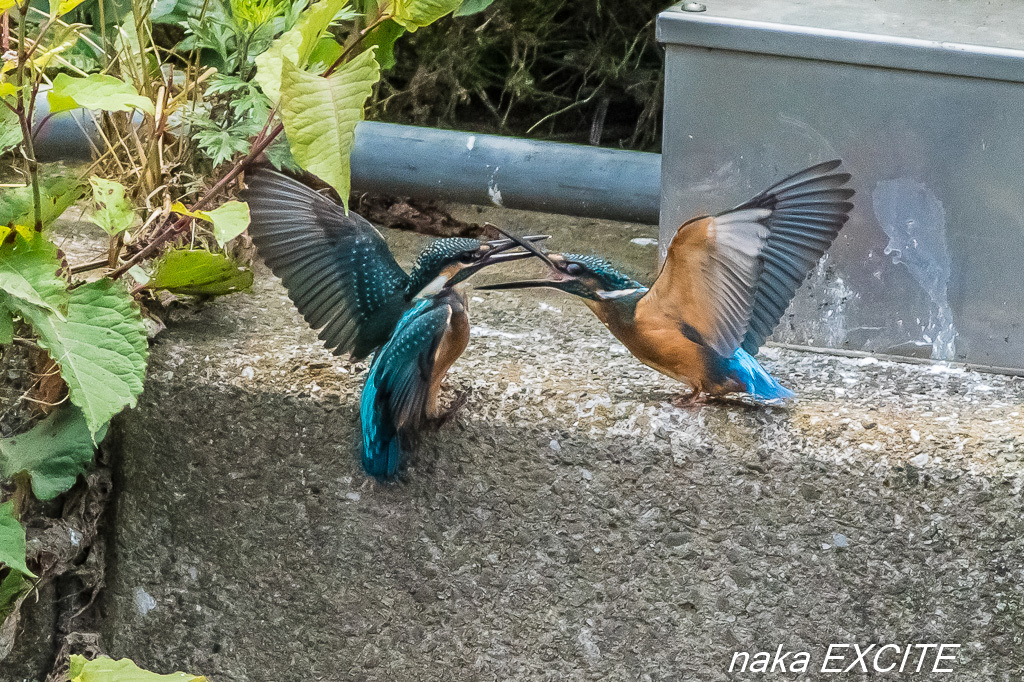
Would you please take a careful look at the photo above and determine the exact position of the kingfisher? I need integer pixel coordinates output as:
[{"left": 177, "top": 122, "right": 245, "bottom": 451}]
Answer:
[
  {"left": 241, "top": 167, "right": 546, "bottom": 360},
  {"left": 359, "top": 228, "right": 551, "bottom": 478},
  {"left": 478, "top": 160, "right": 855, "bottom": 404}
]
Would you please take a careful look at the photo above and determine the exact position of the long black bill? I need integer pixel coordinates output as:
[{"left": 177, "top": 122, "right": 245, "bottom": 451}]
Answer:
[{"left": 484, "top": 225, "right": 556, "bottom": 266}]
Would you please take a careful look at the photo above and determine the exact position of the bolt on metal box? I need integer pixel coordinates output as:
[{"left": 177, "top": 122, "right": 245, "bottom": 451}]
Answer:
[{"left": 657, "top": 0, "right": 1024, "bottom": 372}]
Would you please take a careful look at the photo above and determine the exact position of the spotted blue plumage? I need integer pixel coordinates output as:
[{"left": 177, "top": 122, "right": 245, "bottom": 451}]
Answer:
[
  {"left": 243, "top": 168, "right": 489, "bottom": 359},
  {"left": 360, "top": 296, "right": 454, "bottom": 479}
]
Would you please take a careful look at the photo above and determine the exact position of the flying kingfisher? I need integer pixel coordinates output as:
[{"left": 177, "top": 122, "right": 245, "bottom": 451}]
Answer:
[
  {"left": 241, "top": 167, "right": 546, "bottom": 360},
  {"left": 479, "top": 160, "right": 855, "bottom": 403}
]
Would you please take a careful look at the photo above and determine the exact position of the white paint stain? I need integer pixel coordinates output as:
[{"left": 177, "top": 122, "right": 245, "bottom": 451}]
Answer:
[
  {"left": 873, "top": 178, "right": 957, "bottom": 361},
  {"left": 134, "top": 587, "right": 157, "bottom": 616},
  {"left": 487, "top": 166, "right": 503, "bottom": 207},
  {"left": 466, "top": 135, "right": 476, "bottom": 151}
]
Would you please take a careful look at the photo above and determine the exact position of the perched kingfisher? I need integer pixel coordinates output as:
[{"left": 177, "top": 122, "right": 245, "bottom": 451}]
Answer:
[
  {"left": 479, "top": 161, "right": 855, "bottom": 403},
  {"left": 241, "top": 167, "right": 546, "bottom": 360},
  {"left": 359, "top": 229, "right": 550, "bottom": 479}
]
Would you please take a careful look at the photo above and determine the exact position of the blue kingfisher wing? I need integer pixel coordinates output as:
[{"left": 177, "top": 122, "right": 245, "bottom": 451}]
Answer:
[
  {"left": 242, "top": 167, "right": 411, "bottom": 359},
  {"left": 731, "top": 160, "right": 854, "bottom": 354},
  {"left": 360, "top": 298, "right": 452, "bottom": 478}
]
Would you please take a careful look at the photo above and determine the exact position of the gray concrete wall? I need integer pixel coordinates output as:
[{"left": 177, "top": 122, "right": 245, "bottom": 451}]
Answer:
[{"left": 18, "top": 209, "right": 1024, "bottom": 680}]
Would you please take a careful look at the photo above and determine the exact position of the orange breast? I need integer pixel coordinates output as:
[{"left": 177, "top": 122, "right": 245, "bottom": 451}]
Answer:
[{"left": 425, "top": 305, "right": 469, "bottom": 418}]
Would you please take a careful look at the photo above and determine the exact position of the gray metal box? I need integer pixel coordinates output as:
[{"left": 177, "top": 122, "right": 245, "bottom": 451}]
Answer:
[{"left": 657, "top": 0, "right": 1024, "bottom": 372}]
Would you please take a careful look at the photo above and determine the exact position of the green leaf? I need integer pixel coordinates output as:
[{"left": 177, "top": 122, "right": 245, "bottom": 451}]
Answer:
[
  {"left": 0, "top": 501, "right": 33, "bottom": 578},
  {"left": 0, "top": 406, "right": 100, "bottom": 501},
  {"left": 204, "top": 201, "right": 250, "bottom": 247},
  {"left": 0, "top": 299, "right": 12, "bottom": 344},
  {"left": 20, "top": 280, "right": 148, "bottom": 437},
  {"left": 280, "top": 47, "right": 380, "bottom": 208},
  {"left": 453, "top": 0, "right": 494, "bottom": 15},
  {"left": 0, "top": 231, "right": 68, "bottom": 319},
  {"left": 0, "top": 105, "right": 22, "bottom": 157},
  {"left": 0, "top": 176, "right": 87, "bottom": 234},
  {"left": 69, "top": 655, "right": 207, "bottom": 682},
  {"left": 253, "top": 0, "right": 350, "bottom": 102},
  {"left": 48, "top": 0, "right": 87, "bottom": 16},
  {"left": 392, "top": 0, "right": 462, "bottom": 30},
  {"left": 88, "top": 177, "right": 136, "bottom": 236},
  {"left": 145, "top": 249, "right": 254, "bottom": 297},
  {"left": 0, "top": 570, "right": 30, "bottom": 621},
  {"left": 361, "top": 20, "right": 404, "bottom": 70},
  {"left": 48, "top": 73, "right": 155, "bottom": 116},
  {"left": 253, "top": 28, "right": 302, "bottom": 103}
]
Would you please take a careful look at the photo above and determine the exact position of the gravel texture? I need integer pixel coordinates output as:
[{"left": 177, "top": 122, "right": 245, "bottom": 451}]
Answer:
[{"left": 82, "top": 206, "right": 1024, "bottom": 680}]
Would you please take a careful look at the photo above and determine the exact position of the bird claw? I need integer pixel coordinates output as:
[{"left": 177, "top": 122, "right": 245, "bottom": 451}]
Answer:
[
  {"left": 429, "top": 388, "right": 472, "bottom": 429},
  {"left": 671, "top": 391, "right": 704, "bottom": 408}
]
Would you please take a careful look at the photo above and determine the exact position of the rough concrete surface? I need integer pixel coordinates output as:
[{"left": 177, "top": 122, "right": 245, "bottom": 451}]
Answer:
[{"left": 94, "top": 207, "right": 1024, "bottom": 681}]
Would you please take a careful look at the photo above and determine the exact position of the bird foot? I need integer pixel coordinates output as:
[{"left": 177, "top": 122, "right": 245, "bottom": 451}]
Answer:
[
  {"left": 428, "top": 388, "right": 472, "bottom": 430},
  {"left": 671, "top": 391, "right": 705, "bottom": 408}
]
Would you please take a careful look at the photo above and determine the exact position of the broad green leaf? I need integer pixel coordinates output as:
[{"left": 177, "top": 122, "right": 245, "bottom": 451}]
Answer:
[
  {"left": 88, "top": 177, "right": 136, "bottom": 236},
  {"left": 0, "top": 176, "right": 87, "bottom": 234},
  {"left": 453, "top": 0, "right": 494, "bottom": 15},
  {"left": 361, "top": 20, "right": 404, "bottom": 70},
  {"left": 280, "top": 47, "right": 380, "bottom": 208},
  {"left": 204, "top": 201, "right": 250, "bottom": 247},
  {"left": 253, "top": 29, "right": 302, "bottom": 103},
  {"left": 69, "top": 656, "right": 207, "bottom": 682},
  {"left": 308, "top": 35, "right": 343, "bottom": 70},
  {"left": 48, "top": 73, "right": 155, "bottom": 116},
  {"left": 0, "top": 570, "right": 30, "bottom": 621},
  {"left": 0, "top": 299, "right": 12, "bottom": 344},
  {"left": 392, "top": 0, "right": 461, "bottom": 30},
  {"left": 20, "top": 280, "right": 148, "bottom": 437},
  {"left": 254, "top": 0, "right": 350, "bottom": 102},
  {"left": 0, "top": 231, "right": 68, "bottom": 318},
  {"left": 0, "top": 501, "right": 33, "bottom": 578},
  {"left": 0, "top": 406, "right": 100, "bottom": 501},
  {"left": 145, "top": 249, "right": 254, "bottom": 296}
]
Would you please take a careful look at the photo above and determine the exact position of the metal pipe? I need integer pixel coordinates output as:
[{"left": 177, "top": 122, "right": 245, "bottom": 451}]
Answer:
[
  {"left": 349, "top": 122, "right": 662, "bottom": 224},
  {"left": 32, "top": 110, "right": 662, "bottom": 224}
]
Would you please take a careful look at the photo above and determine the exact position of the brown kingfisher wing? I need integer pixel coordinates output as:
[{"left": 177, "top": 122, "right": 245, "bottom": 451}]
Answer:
[
  {"left": 242, "top": 167, "right": 412, "bottom": 359},
  {"left": 640, "top": 210, "right": 770, "bottom": 358}
]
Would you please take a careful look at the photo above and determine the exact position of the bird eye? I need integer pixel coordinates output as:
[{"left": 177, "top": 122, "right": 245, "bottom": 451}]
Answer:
[
  {"left": 460, "top": 252, "right": 476, "bottom": 263},
  {"left": 566, "top": 263, "right": 583, "bottom": 275}
]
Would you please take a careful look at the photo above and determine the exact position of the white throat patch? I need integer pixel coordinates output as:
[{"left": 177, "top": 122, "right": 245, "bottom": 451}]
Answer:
[
  {"left": 414, "top": 274, "right": 451, "bottom": 299},
  {"left": 596, "top": 287, "right": 646, "bottom": 300}
]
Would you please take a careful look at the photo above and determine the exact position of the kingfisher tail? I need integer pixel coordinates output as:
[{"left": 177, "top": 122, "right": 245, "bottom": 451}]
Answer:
[{"left": 726, "top": 348, "right": 795, "bottom": 401}]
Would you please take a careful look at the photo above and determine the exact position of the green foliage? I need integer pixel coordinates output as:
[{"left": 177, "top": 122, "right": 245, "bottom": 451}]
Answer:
[
  {"left": 20, "top": 280, "right": 149, "bottom": 437},
  {"left": 392, "top": 0, "right": 462, "bottom": 31},
  {"left": 0, "top": 300, "right": 12, "bottom": 344},
  {"left": 361, "top": 19, "right": 404, "bottom": 70},
  {"left": 0, "top": 106, "right": 22, "bottom": 157},
  {"left": 145, "top": 249, "right": 254, "bottom": 296},
  {"left": 204, "top": 201, "right": 251, "bottom": 246},
  {"left": 280, "top": 47, "right": 380, "bottom": 207},
  {"left": 453, "top": 0, "right": 494, "bottom": 16},
  {"left": 0, "top": 406, "right": 101, "bottom": 501},
  {"left": 88, "top": 177, "right": 137, "bottom": 236},
  {"left": 0, "top": 231, "right": 69, "bottom": 319},
  {"left": 0, "top": 501, "right": 33, "bottom": 578},
  {"left": 48, "top": 73, "right": 156, "bottom": 116},
  {"left": 0, "top": 570, "right": 30, "bottom": 621},
  {"left": 69, "top": 656, "right": 207, "bottom": 681},
  {"left": 0, "top": 176, "right": 86, "bottom": 233}
]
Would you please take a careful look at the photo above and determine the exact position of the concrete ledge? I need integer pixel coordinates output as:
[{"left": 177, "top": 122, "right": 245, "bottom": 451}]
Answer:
[{"left": 99, "top": 208, "right": 1023, "bottom": 680}]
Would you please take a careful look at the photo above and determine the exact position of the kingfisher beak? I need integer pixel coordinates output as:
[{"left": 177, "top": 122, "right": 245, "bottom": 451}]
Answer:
[{"left": 449, "top": 231, "right": 550, "bottom": 286}]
